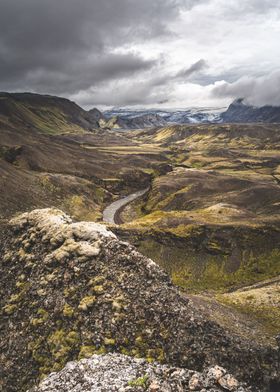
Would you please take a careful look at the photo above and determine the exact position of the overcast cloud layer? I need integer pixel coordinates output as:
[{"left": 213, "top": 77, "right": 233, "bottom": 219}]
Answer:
[{"left": 0, "top": 0, "right": 279, "bottom": 108}]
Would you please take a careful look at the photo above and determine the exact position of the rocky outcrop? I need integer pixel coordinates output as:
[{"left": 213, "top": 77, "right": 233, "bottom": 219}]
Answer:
[
  {"left": 87, "top": 107, "right": 105, "bottom": 123},
  {"left": 30, "top": 353, "right": 249, "bottom": 392},
  {"left": 0, "top": 209, "right": 278, "bottom": 391},
  {"left": 99, "top": 115, "right": 128, "bottom": 129},
  {"left": 122, "top": 113, "right": 168, "bottom": 129},
  {"left": 221, "top": 98, "right": 280, "bottom": 123}
]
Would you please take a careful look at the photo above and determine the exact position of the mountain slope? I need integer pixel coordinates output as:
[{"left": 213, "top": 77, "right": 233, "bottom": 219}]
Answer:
[
  {"left": 0, "top": 92, "right": 99, "bottom": 134},
  {"left": 221, "top": 98, "right": 280, "bottom": 123}
]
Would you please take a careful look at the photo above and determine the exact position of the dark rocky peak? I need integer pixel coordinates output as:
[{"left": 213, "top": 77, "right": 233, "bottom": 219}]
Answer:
[
  {"left": 87, "top": 107, "right": 105, "bottom": 122},
  {"left": 221, "top": 98, "right": 280, "bottom": 123}
]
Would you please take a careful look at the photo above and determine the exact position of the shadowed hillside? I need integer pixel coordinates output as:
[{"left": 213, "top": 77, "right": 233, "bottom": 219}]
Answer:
[{"left": 0, "top": 92, "right": 102, "bottom": 134}]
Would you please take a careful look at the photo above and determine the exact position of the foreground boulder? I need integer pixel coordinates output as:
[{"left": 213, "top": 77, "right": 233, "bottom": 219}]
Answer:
[
  {"left": 30, "top": 353, "right": 249, "bottom": 392},
  {"left": 0, "top": 209, "right": 278, "bottom": 391}
]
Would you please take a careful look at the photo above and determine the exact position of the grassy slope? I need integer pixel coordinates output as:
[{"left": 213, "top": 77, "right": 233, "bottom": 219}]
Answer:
[{"left": 0, "top": 92, "right": 96, "bottom": 135}]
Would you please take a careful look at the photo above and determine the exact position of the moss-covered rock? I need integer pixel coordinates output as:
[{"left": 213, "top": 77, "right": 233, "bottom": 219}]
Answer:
[{"left": 0, "top": 208, "right": 278, "bottom": 392}]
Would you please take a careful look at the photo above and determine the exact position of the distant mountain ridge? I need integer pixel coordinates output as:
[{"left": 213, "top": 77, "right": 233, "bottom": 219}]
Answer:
[
  {"left": 103, "top": 100, "right": 280, "bottom": 128},
  {"left": 1, "top": 92, "right": 280, "bottom": 134},
  {"left": 104, "top": 107, "right": 225, "bottom": 127},
  {"left": 221, "top": 98, "right": 280, "bottom": 123},
  {"left": 100, "top": 112, "right": 168, "bottom": 129}
]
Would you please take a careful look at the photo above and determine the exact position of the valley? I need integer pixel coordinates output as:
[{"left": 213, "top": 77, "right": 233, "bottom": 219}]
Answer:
[
  {"left": 0, "top": 93, "right": 280, "bottom": 391},
  {"left": 2, "top": 0, "right": 280, "bottom": 389},
  {"left": 112, "top": 124, "right": 280, "bottom": 338}
]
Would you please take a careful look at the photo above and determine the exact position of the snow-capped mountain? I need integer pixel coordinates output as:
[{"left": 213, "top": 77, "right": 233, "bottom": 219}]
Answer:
[
  {"left": 96, "top": 100, "right": 280, "bottom": 130},
  {"left": 103, "top": 107, "right": 225, "bottom": 128}
]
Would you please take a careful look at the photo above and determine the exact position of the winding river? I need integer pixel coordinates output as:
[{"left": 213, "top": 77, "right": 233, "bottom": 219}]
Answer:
[{"left": 103, "top": 187, "right": 149, "bottom": 225}]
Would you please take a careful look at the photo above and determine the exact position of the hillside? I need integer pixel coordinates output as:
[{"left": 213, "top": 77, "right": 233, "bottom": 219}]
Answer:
[
  {"left": 0, "top": 115, "right": 167, "bottom": 221},
  {"left": 0, "top": 92, "right": 99, "bottom": 134},
  {"left": 116, "top": 124, "right": 280, "bottom": 307},
  {"left": 0, "top": 208, "right": 278, "bottom": 391}
]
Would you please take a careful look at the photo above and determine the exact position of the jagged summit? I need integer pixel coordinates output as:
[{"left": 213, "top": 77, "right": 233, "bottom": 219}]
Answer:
[
  {"left": 231, "top": 98, "right": 246, "bottom": 105},
  {"left": 0, "top": 208, "right": 278, "bottom": 391},
  {"left": 87, "top": 107, "right": 105, "bottom": 122}
]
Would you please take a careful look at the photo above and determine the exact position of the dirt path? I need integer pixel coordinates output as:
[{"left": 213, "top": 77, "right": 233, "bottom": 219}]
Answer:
[{"left": 103, "top": 187, "right": 149, "bottom": 225}]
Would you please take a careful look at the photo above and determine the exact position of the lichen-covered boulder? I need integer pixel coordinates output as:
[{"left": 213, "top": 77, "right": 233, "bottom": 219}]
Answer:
[{"left": 30, "top": 353, "right": 249, "bottom": 392}]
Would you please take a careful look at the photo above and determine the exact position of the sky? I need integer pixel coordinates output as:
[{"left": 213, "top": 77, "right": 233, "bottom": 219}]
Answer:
[{"left": 0, "top": 0, "right": 280, "bottom": 109}]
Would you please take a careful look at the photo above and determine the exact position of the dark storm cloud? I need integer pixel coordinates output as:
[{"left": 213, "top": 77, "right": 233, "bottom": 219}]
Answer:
[
  {"left": 73, "top": 80, "right": 172, "bottom": 107},
  {"left": 0, "top": 0, "right": 193, "bottom": 95},
  {"left": 1, "top": 0, "right": 278, "bottom": 107},
  {"left": 137, "top": 58, "right": 208, "bottom": 89},
  {"left": 212, "top": 71, "right": 280, "bottom": 106},
  {"left": 0, "top": 52, "right": 157, "bottom": 95},
  {"left": 175, "top": 59, "right": 208, "bottom": 79},
  {"left": 73, "top": 58, "right": 208, "bottom": 107}
]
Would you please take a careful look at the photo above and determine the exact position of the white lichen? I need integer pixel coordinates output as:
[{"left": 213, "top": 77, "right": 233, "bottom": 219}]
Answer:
[{"left": 10, "top": 208, "right": 116, "bottom": 264}]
